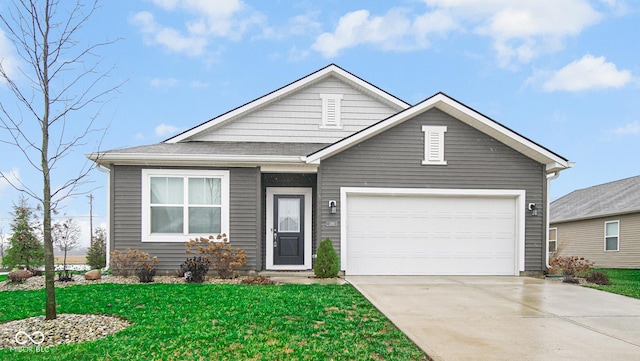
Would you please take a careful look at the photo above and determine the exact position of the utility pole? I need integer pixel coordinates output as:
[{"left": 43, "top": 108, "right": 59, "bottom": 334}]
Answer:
[{"left": 88, "top": 194, "right": 94, "bottom": 247}]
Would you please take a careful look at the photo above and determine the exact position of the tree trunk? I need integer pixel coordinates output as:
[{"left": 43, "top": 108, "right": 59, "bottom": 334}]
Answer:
[{"left": 42, "top": 0, "right": 56, "bottom": 320}]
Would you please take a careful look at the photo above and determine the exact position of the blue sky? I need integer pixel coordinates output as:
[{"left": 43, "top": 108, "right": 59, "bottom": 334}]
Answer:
[{"left": 1, "top": 0, "right": 639, "bottom": 247}]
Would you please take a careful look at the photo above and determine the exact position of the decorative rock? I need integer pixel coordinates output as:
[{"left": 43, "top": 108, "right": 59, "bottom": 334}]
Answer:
[
  {"left": 84, "top": 270, "right": 102, "bottom": 280},
  {"left": 8, "top": 269, "right": 33, "bottom": 282}
]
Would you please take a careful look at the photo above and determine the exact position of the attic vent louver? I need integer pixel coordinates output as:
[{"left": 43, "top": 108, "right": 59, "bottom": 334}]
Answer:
[
  {"left": 422, "top": 125, "right": 447, "bottom": 165},
  {"left": 320, "top": 94, "right": 343, "bottom": 129}
]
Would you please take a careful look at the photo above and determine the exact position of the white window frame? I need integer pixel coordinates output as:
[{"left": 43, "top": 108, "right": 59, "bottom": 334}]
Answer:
[
  {"left": 548, "top": 227, "right": 557, "bottom": 253},
  {"left": 604, "top": 220, "right": 619, "bottom": 252},
  {"left": 319, "top": 94, "right": 343, "bottom": 129},
  {"left": 422, "top": 125, "right": 447, "bottom": 165},
  {"left": 141, "top": 169, "right": 230, "bottom": 242}
]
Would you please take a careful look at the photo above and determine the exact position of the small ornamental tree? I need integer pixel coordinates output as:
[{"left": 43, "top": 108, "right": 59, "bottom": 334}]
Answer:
[
  {"left": 314, "top": 238, "right": 339, "bottom": 278},
  {"left": 52, "top": 218, "right": 81, "bottom": 281},
  {"left": 86, "top": 227, "right": 107, "bottom": 269},
  {"left": 2, "top": 197, "right": 44, "bottom": 271}
]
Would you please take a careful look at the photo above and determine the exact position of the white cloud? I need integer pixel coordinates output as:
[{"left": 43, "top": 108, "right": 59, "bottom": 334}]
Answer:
[
  {"left": 261, "top": 12, "right": 322, "bottom": 40},
  {"left": 427, "top": 0, "right": 603, "bottom": 67},
  {"left": 150, "top": 77, "right": 180, "bottom": 88},
  {"left": 132, "top": 11, "right": 209, "bottom": 56},
  {"left": 132, "top": 0, "right": 266, "bottom": 56},
  {"left": 155, "top": 123, "right": 181, "bottom": 137},
  {"left": 313, "top": 1, "right": 604, "bottom": 66},
  {"left": 610, "top": 120, "right": 640, "bottom": 136},
  {"left": 542, "top": 54, "right": 632, "bottom": 92},
  {"left": 0, "top": 168, "right": 21, "bottom": 195},
  {"left": 312, "top": 8, "right": 456, "bottom": 58},
  {"left": 0, "top": 29, "right": 19, "bottom": 81}
]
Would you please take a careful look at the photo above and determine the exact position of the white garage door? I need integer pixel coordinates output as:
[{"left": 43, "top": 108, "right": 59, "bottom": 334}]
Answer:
[{"left": 345, "top": 192, "right": 519, "bottom": 275}]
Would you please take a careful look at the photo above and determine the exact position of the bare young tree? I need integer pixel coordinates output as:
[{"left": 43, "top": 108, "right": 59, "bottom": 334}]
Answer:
[
  {"left": 0, "top": 0, "right": 120, "bottom": 319},
  {"left": 52, "top": 217, "right": 81, "bottom": 276}
]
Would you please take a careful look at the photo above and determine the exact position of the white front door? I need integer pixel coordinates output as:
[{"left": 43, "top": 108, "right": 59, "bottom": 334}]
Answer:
[{"left": 266, "top": 187, "right": 312, "bottom": 270}]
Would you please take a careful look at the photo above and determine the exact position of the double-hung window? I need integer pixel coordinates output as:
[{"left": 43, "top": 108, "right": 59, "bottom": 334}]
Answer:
[
  {"left": 142, "top": 169, "right": 229, "bottom": 242},
  {"left": 604, "top": 220, "right": 619, "bottom": 251},
  {"left": 548, "top": 227, "right": 557, "bottom": 253}
]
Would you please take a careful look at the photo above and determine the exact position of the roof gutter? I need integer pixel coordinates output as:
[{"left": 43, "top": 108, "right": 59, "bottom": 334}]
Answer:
[{"left": 87, "top": 152, "right": 309, "bottom": 168}]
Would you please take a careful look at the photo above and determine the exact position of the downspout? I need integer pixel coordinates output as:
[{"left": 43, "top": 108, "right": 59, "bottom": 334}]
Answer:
[
  {"left": 545, "top": 171, "right": 560, "bottom": 268},
  {"left": 95, "top": 164, "right": 111, "bottom": 270}
]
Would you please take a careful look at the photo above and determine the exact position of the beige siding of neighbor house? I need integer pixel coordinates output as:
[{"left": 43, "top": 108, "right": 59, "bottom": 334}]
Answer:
[
  {"left": 193, "top": 76, "right": 401, "bottom": 143},
  {"left": 552, "top": 212, "right": 640, "bottom": 268}
]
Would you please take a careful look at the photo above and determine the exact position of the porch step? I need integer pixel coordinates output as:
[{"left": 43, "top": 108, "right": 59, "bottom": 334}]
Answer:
[{"left": 258, "top": 270, "right": 316, "bottom": 278}]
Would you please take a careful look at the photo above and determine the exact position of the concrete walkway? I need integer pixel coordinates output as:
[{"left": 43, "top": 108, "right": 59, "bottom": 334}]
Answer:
[{"left": 347, "top": 276, "right": 640, "bottom": 361}]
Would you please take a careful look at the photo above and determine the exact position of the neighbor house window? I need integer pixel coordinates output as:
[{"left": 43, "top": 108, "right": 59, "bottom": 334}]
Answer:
[
  {"left": 422, "top": 125, "right": 447, "bottom": 165},
  {"left": 549, "top": 227, "right": 557, "bottom": 253},
  {"left": 320, "top": 94, "right": 343, "bottom": 129},
  {"left": 141, "top": 169, "right": 229, "bottom": 242},
  {"left": 604, "top": 220, "right": 619, "bottom": 251}
]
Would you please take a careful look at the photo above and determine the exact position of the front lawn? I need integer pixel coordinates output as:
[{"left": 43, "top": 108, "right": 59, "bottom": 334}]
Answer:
[
  {"left": 587, "top": 269, "right": 640, "bottom": 299},
  {"left": 0, "top": 283, "right": 428, "bottom": 360}
]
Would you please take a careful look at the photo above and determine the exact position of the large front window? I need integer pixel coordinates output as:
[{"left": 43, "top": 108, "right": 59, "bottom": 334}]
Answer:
[{"left": 142, "top": 170, "right": 229, "bottom": 242}]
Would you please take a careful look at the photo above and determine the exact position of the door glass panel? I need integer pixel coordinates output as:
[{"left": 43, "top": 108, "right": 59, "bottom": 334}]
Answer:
[{"left": 278, "top": 198, "right": 300, "bottom": 232}]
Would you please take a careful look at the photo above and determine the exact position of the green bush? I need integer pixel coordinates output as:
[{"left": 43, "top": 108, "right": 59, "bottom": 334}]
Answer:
[
  {"left": 86, "top": 227, "right": 107, "bottom": 269},
  {"left": 314, "top": 238, "right": 339, "bottom": 278}
]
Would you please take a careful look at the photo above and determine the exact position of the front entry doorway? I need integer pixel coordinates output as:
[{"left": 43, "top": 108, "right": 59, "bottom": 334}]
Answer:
[{"left": 266, "top": 188, "right": 312, "bottom": 270}]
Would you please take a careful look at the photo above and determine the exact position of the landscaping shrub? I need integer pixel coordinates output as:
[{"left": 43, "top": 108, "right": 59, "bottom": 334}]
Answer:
[
  {"left": 314, "top": 238, "right": 339, "bottom": 278},
  {"left": 184, "top": 234, "right": 247, "bottom": 279},
  {"left": 86, "top": 227, "right": 107, "bottom": 269},
  {"left": 180, "top": 256, "right": 209, "bottom": 283},
  {"left": 549, "top": 256, "right": 594, "bottom": 278},
  {"left": 58, "top": 270, "right": 74, "bottom": 282},
  {"left": 586, "top": 271, "right": 611, "bottom": 286},
  {"left": 110, "top": 248, "right": 158, "bottom": 281},
  {"left": 136, "top": 256, "right": 158, "bottom": 283},
  {"left": 8, "top": 269, "right": 32, "bottom": 283}
]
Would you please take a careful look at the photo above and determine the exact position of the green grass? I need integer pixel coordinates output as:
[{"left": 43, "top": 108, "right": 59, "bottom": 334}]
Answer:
[
  {"left": 0, "top": 283, "right": 428, "bottom": 360},
  {"left": 587, "top": 269, "right": 640, "bottom": 299},
  {"left": 0, "top": 275, "right": 6, "bottom": 282}
]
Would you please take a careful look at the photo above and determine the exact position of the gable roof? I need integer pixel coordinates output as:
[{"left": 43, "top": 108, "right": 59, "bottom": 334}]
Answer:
[
  {"left": 165, "top": 64, "right": 410, "bottom": 143},
  {"left": 306, "top": 92, "right": 571, "bottom": 173},
  {"left": 551, "top": 175, "right": 640, "bottom": 223}
]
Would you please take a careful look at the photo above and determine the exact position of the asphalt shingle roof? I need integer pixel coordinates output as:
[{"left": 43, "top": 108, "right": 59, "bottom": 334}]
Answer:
[
  {"left": 103, "top": 141, "right": 327, "bottom": 157},
  {"left": 550, "top": 175, "right": 640, "bottom": 223}
]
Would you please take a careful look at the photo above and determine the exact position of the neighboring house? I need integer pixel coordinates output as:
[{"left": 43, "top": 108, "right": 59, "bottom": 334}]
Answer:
[
  {"left": 88, "top": 64, "right": 571, "bottom": 276},
  {"left": 550, "top": 175, "right": 640, "bottom": 268}
]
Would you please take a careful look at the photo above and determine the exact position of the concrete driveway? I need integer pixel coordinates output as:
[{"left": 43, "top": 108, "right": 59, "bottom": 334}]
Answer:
[{"left": 347, "top": 276, "right": 640, "bottom": 361}]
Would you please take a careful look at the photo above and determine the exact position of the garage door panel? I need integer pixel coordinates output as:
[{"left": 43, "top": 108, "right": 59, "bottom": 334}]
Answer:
[{"left": 345, "top": 193, "right": 518, "bottom": 275}]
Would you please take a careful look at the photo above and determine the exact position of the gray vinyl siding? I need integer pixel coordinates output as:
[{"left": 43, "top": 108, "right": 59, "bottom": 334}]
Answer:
[
  {"left": 318, "top": 108, "right": 547, "bottom": 271},
  {"left": 110, "top": 165, "right": 261, "bottom": 273},
  {"left": 194, "top": 76, "right": 401, "bottom": 144},
  {"left": 552, "top": 212, "right": 640, "bottom": 268}
]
